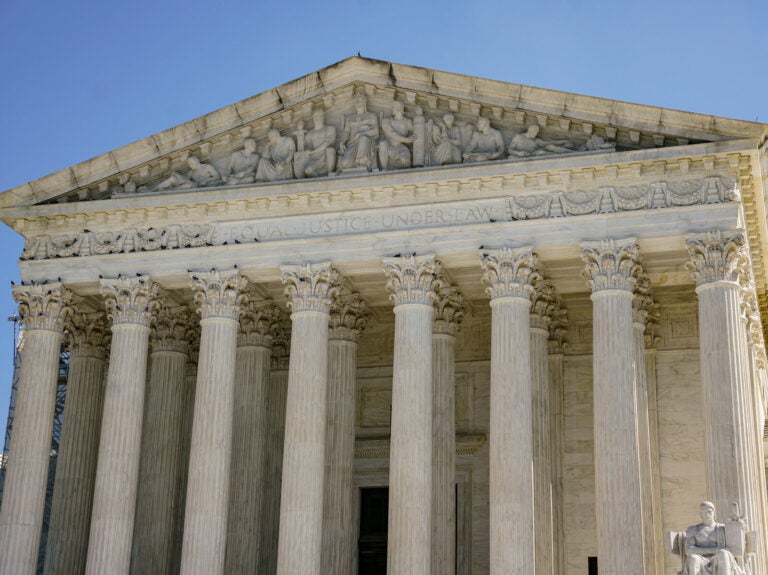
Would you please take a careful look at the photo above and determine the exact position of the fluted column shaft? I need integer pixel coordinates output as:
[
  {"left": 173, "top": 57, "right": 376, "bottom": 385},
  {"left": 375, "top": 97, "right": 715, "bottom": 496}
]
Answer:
[
  {"left": 582, "top": 239, "right": 645, "bottom": 575},
  {"left": 86, "top": 276, "right": 157, "bottom": 575},
  {"left": 132, "top": 303, "right": 191, "bottom": 575},
  {"left": 0, "top": 283, "right": 71, "bottom": 575},
  {"left": 481, "top": 247, "right": 539, "bottom": 575},
  {"left": 180, "top": 269, "right": 245, "bottom": 575},
  {"left": 226, "top": 297, "right": 280, "bottom": 575},
  {"left": 322, "top": 294, "right": 368, "bottom": 575},
  {"left": 277, "top": 262, "right": 338, "bottom": 575},
  {"left": 44, "top": 312, "right": 108, "bottom": 575},
  {"left": 548, "top": 352, "right": 566, "bottom": 575},
  {"left": 384, "top": 254, "right": 436, "bottom": 575}
]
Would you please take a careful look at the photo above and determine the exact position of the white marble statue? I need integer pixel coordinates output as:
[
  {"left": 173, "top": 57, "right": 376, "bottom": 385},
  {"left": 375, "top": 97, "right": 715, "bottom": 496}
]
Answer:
[
  {"left": 582, "top": 133, "right": 617, "bottom": 152},
  {"left": 378, "top": 101, "right": 414, "bottom": 170},
  {"left": 223, "top": 139, "right": 261, "bottom": 184},
  {"left": 338, "top": 89, "right": 379, "bottom": 171},
  {"left": 156, "top": 155, "right": 222, "bottom": 190},
  {"left": 508, "top": 124, "right": 576, "bottom": 158},
  {"left": 462, "top": 117, "right": 505, "bottom": 163},
  {"left": 672, "top": 501, "right": 747, "bottom": 575},
  {"left": 428, "top": 113, "right": 463, "bottom": 166},
  {"left": 293, "top": 109, "right": 337, "bottom": 178},
  {"left": 255, "top": 129, "right": 296, "bottom": 182}
]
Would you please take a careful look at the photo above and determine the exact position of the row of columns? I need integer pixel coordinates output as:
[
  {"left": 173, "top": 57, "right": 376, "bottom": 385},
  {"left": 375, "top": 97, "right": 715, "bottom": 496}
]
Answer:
[{"left": 0, "top": 229, "right": 765, "bottom": 574}]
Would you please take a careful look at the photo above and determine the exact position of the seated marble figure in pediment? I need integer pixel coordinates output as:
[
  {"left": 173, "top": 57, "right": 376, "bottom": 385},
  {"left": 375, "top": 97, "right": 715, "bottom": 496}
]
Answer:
[{"left": 111, "top": 84, "right": 697, "bottom": 198}]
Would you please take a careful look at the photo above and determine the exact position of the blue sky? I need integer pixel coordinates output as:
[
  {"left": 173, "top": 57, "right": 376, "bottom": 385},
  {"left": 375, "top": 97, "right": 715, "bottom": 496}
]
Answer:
[{"left": 0, "top": 0, "right": 766, "bottom": 434}]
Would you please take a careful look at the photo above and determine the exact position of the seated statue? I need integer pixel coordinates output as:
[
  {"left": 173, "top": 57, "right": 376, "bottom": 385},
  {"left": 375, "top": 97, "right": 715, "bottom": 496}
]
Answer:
[
  {"left": 508, "top": 124, "right": 576, "bottom": 157},
  {"left": 338, "top": 89, "right": 379, "bottom": 171},
  {"left": 255, "top": 129, "right": 295, "bottom": 182},
  {"left": 668, "top": 501, "right": 750, "bottom": 575},
  {"left": 378, "top": 101, "right": 414, "bottom": 170},
  {"left": 462, "top": 117, "right": 505, "bottom": 163},
  {"left": 223, "top": 138, "right": 260, "bottom": 184},
  {"left": 429, "top": 113, "right": 462, "bottom": 166},
  {"left": 582, "top": 133, "right": 617, "bottom": 152},
  {"left": 294, "top": 109, "right": 337, "bottom": 178},
  {"left": 156, "top": 155, "right": 221, "bottom": 190}
]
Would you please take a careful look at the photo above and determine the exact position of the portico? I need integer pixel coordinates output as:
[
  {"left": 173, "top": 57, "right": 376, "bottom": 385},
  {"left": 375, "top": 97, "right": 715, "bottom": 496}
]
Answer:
[{"left": 0, "top": 57, "right": 767, "bottom": 575}]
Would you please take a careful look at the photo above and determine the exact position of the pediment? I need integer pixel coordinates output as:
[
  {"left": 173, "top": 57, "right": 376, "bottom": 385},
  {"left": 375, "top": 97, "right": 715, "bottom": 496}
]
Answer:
[{"left": 2, "top": 56, "right": 766, "bottom": 208}]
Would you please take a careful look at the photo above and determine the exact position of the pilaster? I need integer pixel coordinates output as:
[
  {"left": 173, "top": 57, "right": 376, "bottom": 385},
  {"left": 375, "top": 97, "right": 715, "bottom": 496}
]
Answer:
[
  {"left": 581, "top": 238, "right": 645, "bottom": 575},
  {"left": 383, "top": 253, "right": 436, "bottom": 575},
  {"left": 0, "top": 282, "right": 73, "bottom": 575},
  {"left": 86, "top": 275, "right": 158, "bottom": 575},
  {"left": 180, "top": 269, "right": 246, "bottom": 575},
  {"left": 277, "top": 262, "right": 339, "bottom": 575}
]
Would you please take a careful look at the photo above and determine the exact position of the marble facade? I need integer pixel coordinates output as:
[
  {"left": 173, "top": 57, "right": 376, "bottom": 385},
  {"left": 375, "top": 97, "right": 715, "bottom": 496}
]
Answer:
[{"left": 0, "top": 56, "right": 767, "bottom": 574}]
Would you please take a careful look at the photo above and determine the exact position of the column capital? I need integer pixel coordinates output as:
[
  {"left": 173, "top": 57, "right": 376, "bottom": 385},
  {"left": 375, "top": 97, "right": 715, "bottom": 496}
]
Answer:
[
  {"left": 238, "top": 294, "right": 284, "bottom": 348},
  {"left": 480, "top": 246, "right": 541, "bottom": 300},
  {"left": 530, "top": 279, "right": 559, "bottom": 332},
  {"left": 13, "top": 281, "right": 74, "bottom": 333},
  {"left": 189, "top": 269, "right": 247, "bottom": 321},
  {"left": 65, "top": 311, "right": 110, "bottom": 359},
  {"left": 383, "top": 253, "right": 437, "bottom": 307},
  {"left": 685, "top": 230, "right": 748, "bottom": 287},
  {"left": 329, "top": 292, "right": 370, "bottom": 342},
  {"left": 433, "top": 269, "right": 465, "bottom": 336},
  {"left": 281, "top": 262, "right": 340, "bottom": 314},
  {"left": 548, "top": 306, "right": 569, "bottom": 355},
  {"left": 270, "top": 323, "right": 291, "bottom": 371},
  {"left": 151, "top": 302, "right": 194, "bottom": 354},
  {"left": 100, "top": 275, "right": 159, "bottom": 328},
  {"left": 633, "top": 274, "right": 660, "bottom": 348},
  {"left": 580, "top": 238, "right": 640, "bottom": 293}
]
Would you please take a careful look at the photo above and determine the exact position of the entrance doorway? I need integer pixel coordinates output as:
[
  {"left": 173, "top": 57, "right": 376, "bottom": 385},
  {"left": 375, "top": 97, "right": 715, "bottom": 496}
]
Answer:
[{"left": 358, "top": 487, "right": 388, "bottom": 575}]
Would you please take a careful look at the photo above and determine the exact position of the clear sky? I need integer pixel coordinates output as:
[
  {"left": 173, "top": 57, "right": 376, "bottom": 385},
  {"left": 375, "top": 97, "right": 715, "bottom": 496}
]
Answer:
[{"left": 0, "top": 0, "right": 766, "bottom": 435}]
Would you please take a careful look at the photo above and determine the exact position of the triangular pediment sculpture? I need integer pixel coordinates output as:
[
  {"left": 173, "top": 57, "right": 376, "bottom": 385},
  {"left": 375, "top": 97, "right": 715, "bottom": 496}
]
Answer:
[{"left": 2, "top": 56, "right": 765, "bottom": 208}]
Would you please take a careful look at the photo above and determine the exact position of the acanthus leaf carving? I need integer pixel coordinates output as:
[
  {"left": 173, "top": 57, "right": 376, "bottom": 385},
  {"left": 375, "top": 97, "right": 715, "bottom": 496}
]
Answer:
[
  {"left": 151, "top": 301, "right": 193, "bottom": 354},
  {"left": 189, "top": 269, "right": 247, "bottom": 321},
  {"left": 685, "top": 230, "right": 749, "bottom": 287},
  {"left": 580, "top": 238, "right": 641, "bottom": 293},
  {"left": 99, "top": 275, "right": 159, "bottom": 327},
  {"left": 383, "top": 253, "right": 437, "bottom": 307},
  {"left": 432, "top": 265, "right": 466, "bottom": 336},
  {"left": 237, "top": 293, "right": 285, "bottom": 348},
  {"left": 480, "top": 246, "right": 541, "bottom": 300},
  {"left": 530, "top": 279, "right": 559, "bottom": 332},
  {"left": 13, "top": 282, "right": 75, "bottom": 333},
  {"left": 329, "top": 292, "right": 370, "bottom": 342},
  {"left": 280, "top": 262, "right": 340, "bottom": 314}
]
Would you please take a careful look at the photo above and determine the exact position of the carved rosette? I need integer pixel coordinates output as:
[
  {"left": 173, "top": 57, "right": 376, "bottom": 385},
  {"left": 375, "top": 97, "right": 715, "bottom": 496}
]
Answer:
[
  {"left": 432, "top": 269, "right": 465, "bottom": 336},
  {"left": 12, "top": 282, "right": 74, "bottom": 333},
  {"left": 189, "top": 269, "right": 247, "bottom": 321},
  {"left": 480, "top": 247, "right": 541, "bottom": 300},
  {"left": 383, "top": 253, "right": 437, "bottom": 307},
  {"left": 237, "top": 295, "right": 284, "bottom": 348},
  {"left": 633, "top": 274, "right": 661, "bottom": 348},
  {"left": 685, "top": 231, "right": 749, "bottom": 287},
  {"left": 530, "top": 279, "right": 559, "bottom": 332},
  {"left": 548, "top": 307, "right": 569, "bottom": 355},
  {"left": 280, "top": 262, "right": 340, "bottom": 314},
  {"left": 580, "top": 238, "right": 641, "bottom": 293},
  {"left": 151, "top": 302, "right": 194, "bottom": 354},
  {"left": 100, "top": 275, "right": 159, "bottom": 327},
  {"left": 329, "top": 292, "right": 370, "bottom": 342},
  {"left": 65, "top": 311, "right": 110, "bottom": 359}
]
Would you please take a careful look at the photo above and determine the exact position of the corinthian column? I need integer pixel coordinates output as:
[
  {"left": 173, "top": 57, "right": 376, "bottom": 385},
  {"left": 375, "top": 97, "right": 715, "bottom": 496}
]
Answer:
[
  {"left": 0, "top": 282, "right": 72, "bottom": 575},
  {"left": 86, "top": 276, "right": 158, "bottom": 575},
  {"left": 530, "top": 280, "right": 557, "bottom": 575},
  {"left": 131, "top": 302, "right": 193, "bottom": 575},
  {"left": 686, "top": 231, "right": 758, "bottom": 526},
  {"left": 480, "top": 247, "right": 540, "bottom": 575},
  {"left": 180, "top": 269, "right": 246, "bottom": 575},
  {"left": 226, "top": 296, "right": 282, "bottom": 575},
  {"left": 383, "top": 253, "right": 436, "bottom": 575},
  {"left": 277, "top": 262, "right": 339, "bottom": 575},
  {"left": 581, "top": 238, "right": 645, "bottom": 574},
  {"left": 44, "top": 312, "right": 109, "bottom": 575},
  {"left": 548, "top": 306, "right": 568, "bottom": 575},
  {"left": 322, "top": 293, "right": 369, "bottom": 575},
  {"left": 431, "top": 272, "right": 464, "bottom": 575}
]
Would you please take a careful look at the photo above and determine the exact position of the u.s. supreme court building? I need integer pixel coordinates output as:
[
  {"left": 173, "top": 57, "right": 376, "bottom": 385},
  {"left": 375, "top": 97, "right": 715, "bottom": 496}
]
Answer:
[{"left": 0, "top": 57, "right": 767, "bottom": 575}]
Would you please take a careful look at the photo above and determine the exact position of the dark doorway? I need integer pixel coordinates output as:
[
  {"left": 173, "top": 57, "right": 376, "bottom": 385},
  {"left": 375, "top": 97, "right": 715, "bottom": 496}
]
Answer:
[
  {"left": 588, "top": 556, "right": 598, "bottom": 575},
  {"left": 358, "top": 487, "right": 388, "bottom": 575}
]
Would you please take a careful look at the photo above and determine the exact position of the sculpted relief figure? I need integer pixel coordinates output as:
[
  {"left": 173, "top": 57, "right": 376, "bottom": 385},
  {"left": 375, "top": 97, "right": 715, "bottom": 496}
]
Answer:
[
  {"left": 462, "top": 117, "right": 505, "bottom": 163},
  {"left": 582, "top": 133, "right": 617, "bottom": 152},
  {"left": 156, "top": 155, "right": 221, "bottom": 190},
  {"left": 223, "top": 138, "right": 260, "bottom": 184},
  {"left": 339, "top": 89, "right": 379, "bottom": 171},
  {"left": 508, "top": 124, "right": 576, "bottom": 158},
  {"left": 429, "top": 113, "right": 463, "bottom": 166},
  {"left": 378, "top": 101, "right": 415, "bottom": 170},
  {"left": 255, "top": 129, "right": 296, "bottom": 182},
  {"left": 294, "top": 109, "right": 337, "bottom": 178},
  {"left": 669, "top": 501, "right": 748, "bottom": 575}
]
